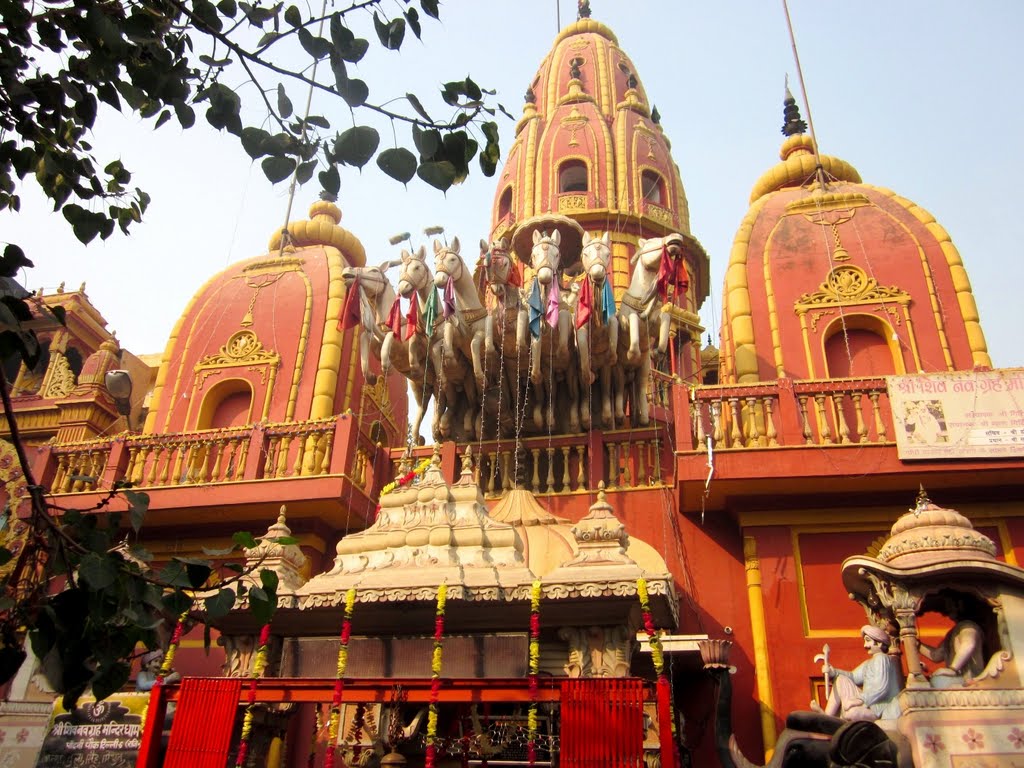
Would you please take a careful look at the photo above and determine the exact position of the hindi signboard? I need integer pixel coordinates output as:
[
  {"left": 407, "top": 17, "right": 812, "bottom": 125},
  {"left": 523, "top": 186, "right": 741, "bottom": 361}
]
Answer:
[
  {"left": 35, "top": 693, "right": 149, "bottom": 768},
  {"left": 887, "top": 369, "right": 1024, "bottom": 460}
]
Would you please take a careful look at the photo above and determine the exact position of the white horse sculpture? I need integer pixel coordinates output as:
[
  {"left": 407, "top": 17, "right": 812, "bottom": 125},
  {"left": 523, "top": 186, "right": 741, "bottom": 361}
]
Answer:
[
  {"left": 616, "top": 233, "right": 688, "bottom": 426},
  {"left": 525, "top": 229, "right": 579, "bottom": 433},
  {"left": 433, "top": 237, "right": 491, "bottom": 391},
  {"left": 341, "top": 260, "right": 434, "bottom": 442},
  {"left": 574, "top": 231, "right": 620, "bottom": 428},
  {"left": 381, "top": 245, "right": 434, "bottom": 384}
]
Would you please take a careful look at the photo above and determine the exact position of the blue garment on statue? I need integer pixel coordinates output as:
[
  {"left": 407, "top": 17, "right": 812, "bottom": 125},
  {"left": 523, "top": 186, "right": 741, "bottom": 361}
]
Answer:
[
  {"left": 527, "top": 280, "right": 544, "bottom": 339},
  {"left": 600, "top": 280, "right": 616, "bottom": 323}
]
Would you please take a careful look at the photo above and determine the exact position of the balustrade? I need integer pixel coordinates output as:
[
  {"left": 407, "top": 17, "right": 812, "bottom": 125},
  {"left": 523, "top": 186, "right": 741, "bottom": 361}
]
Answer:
[
  {"left": 688, "top": 378, "right": 895, "bottom": 450},
  {"left": 51, "top": 444, "right": 110, "bottom": 493}
]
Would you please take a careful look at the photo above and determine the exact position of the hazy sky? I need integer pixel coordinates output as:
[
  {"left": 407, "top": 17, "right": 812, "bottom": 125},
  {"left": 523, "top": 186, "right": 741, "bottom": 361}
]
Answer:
[{"left": 7, "top": 1, "right": 1023, "bottom": 367}]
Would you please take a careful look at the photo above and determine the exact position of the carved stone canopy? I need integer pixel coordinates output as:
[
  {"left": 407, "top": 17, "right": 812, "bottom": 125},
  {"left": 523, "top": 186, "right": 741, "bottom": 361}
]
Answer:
[
  {"left": 244, "top": 505, "right": 308, "bottom": 594},
  {"left": 843, "top": 490, "right": 1024, "bottom": 610}
]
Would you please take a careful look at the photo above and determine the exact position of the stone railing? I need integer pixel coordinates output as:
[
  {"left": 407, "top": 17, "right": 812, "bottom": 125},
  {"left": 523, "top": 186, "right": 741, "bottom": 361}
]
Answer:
[
  {"left": 687, "top": 377, "right": 895, "bottom": 450},
  {"left": 42, "top": 415, "right": 367, "bottom": 494},
  {"left": 390, "top": 426, "right": 673, "bottom": 498}
]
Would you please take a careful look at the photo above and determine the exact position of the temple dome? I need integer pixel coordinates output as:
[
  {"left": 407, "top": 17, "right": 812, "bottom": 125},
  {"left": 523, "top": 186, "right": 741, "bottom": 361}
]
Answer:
[
  {"left": 144, "top": 199, "right": 385, "bottom": 434},
  {"left": 718, "top": 106, "right": 991, "bottom": 384},
  {"left": 488, "top": 12, "right": 710, "bottom": 348},
  {"left": 877, "top": 490, "right": 997, "bottom": 569}
]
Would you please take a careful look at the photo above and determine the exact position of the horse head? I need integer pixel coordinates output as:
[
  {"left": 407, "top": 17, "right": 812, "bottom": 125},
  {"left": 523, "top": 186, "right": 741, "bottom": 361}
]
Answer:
[
  {"left": 341, "top": 260, "right": 400, "bottom": 304},
  {"left": 530, "top": 229, "right": 562, "bottom": 285},
  {"left": 581, "top": 231, "right": 612, "bottom": 287},
  {"left": 480, "top": 237, "right": 519, "bottom": 299},
  {"left": 432, "top": 236, "right": 464, "bottom": 289},
  {"left": 633, "top": 233, "right": 685, "bottom": 273},
  {"left": 397, "top": 245, "right": 431, "bottom": 298}
]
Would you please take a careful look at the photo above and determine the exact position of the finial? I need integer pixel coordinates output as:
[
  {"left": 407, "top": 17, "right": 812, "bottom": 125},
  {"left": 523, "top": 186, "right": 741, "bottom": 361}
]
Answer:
[
  {"left": 320, "top": 190, "right": 337, "bottom": 203},
  {"left": 597, "top": 480, "right": 606, "bottom": 503},
  {"left": 651, "top": 105, "right": 661, "bottom": 125},
  {"left": 278, "top": 504, "right": 287, "bottom": 526},
  {"left": 461, "top": 444, "right": 474, "bottom": 475},
  {"left": 781, "top": 80, "right": 807, "bottom": 137},
  {"left": 79, "top": 282, "right": 86, "bottom": 292},
  {"left": 577, "top": 0, "right": 591, "bottom": 19},
  {"left": 569, "top": 57, "right": 583, "bottom": 81},
  {"left": 524, "top": 86, "right": 536, "bottom": 104},
  {"left": 431, "top": 442, "right": 442, "bottom": 466},
  {"left": 57, "top": 281, "right": 65, "bottom": 293},
  {"left": 912, "top": 485, "right": 931, "bottom": 516},
  {"left": 626, "top": 73, "right": 638, "bottom": 90}
]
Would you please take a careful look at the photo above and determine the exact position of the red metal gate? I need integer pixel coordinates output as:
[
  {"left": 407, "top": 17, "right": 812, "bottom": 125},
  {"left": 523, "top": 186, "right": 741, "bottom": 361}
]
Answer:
[
  {"left": 560, "top": 678, "right": 645, "bottom": 768},
  {"left": 162, "top": 678, "right": 242, "bottom": 768}
]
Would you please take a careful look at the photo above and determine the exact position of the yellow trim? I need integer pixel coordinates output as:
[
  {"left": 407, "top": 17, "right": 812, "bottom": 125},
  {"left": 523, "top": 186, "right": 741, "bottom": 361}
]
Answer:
[
  {"left": 798, "top": 312, "right": 815, "bottom": 378},
  {"left": 311, "top": 248, "right": 347, "bottom": 419},
  {"left": 195, "top": 377, "right": 255, "bottom": 430},
  {"left": 997, "top": 521, "right": 1019, "bottom": 567},
  {"left": 744, "top": 536, "right": 777, "bottom": 759},
  {"left": 760, "top": 216, "right": 787, "bottom": 377},
  {"left": 818, "top": 313, "right": 907, "bottom": 377},
  {"left": 285, "top": 266, "right": 314, "bottom": 421},
  {"left": 865, "top": 185, "right": 991, "bottom": 368},
  {"left": 525, "top": 119, "right": 539, "bottom": 220},
  {"left": 595, "top": 36, "right": 612, "bottom": 119},
  {"left": 723, "top": 196, "right": 771, "bottom": 383}
]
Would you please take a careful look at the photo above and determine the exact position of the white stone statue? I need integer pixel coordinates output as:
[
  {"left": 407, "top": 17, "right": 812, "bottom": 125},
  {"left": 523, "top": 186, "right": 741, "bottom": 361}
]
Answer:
[
  {"left": 815, "top": 625, "right": 901, "bottom": 721},
  {"left": 574, "top": 231, "right": 621, "bottom": 429}
]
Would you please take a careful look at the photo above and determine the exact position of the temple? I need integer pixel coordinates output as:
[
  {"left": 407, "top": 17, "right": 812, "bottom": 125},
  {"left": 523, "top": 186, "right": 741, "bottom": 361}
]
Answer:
[{"left": 2, "top": 7, "right": 1023, "bottom": 768}]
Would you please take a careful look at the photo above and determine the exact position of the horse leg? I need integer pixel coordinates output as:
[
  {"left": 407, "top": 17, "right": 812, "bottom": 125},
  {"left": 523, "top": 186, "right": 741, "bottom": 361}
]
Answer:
[
  {"left": 612, "top": 366, "right": 625, "bottom": 426},
  {"left": 360, "top": 331, "right": 378, "bottom": 386},
  {"left": 463, "top": 376, "right": 478, "bottom": 440},
  {"left": 471, "top": 329, "right": 486, "bottom": 391},
  {"left": 566, "top": 363, "right": 580, "bottom": 434},
  {"left": 627, "top": 312, "right": 642, "bottom": 364},
  {"left": 637, "top": 353, "right": 651, "bottom": 426},
  {"left": 577, "top": 327, "right": 592, "bottom": 429},
  {"left": 657, "top": 310, "right": 672, "bottom": 358},
  {"left": 531, "top": 338, "right": 544, "bottom": 430},
  {"left": 599, "top": 363, "right": 613, "bottom": 428},
  {"left": 381, "top": 331, "right": 396, "bottom": 377},
  {"left": 608, "top": 316, "right": 619, "bottom": 366},
  {"left": 410, "top": 383, "right": 429, "bottom": 446}
]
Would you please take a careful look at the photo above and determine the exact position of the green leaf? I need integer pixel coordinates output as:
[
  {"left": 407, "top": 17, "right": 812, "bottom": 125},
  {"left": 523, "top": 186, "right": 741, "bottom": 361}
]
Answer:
[
  {"left": 91, "top": 662, "right": 130, "bottom": 702},
  {"left": 416, "top": 160, "right": 457, "bottom": 191},
  {"left": 0, "top": 548, "right": 11, "bottom": 566},
  {"left": 62, "top": 204, "right": 106, "bottom": 245},
  {"left": 376, "top": 147, "right": 417, "bottom": 185},
  {"left": 174, "top": 101, "right": 196, "bottom": 129},
  {"left": 404, "top": 7, "right": 421, "bottom": 39},
  {"left": 204, "top": 588, "right": 236, "bottom": 618},
  {"left": 373, "top": 12, "right": 405, "bottom": 50},
  {"left": 296, "top": 161, "right": 316, "bottom": 184},
  {"left": 241, "top": 127, "right": 272, "bottom": 159},
  {"left": 0, "top": 244, "right": 32, "bottom": 277},
  {"left": 319, "top": 165, "right": 340, "bottom": 197},
  {"left": 277, "top": 83, "right": 293, "bottom": 119},
  {"left": 122, "top": 489, "right": 149, "bottom": 533},
  {"left": 262, "top": 156, "right": 296, "bottom": 183},
  {"left": 185, "top": 562, "right": 213, "bottom": 588},
  {"left": 157, "top": 561, "right": 193, "bottom": 589},
  {"left": 248, "top": 585, "right": 276, "bottom": 625},
  {"left": 217, "top": 0, "right": 237, "bottom": 17},
  {"left": 127, "top": 544, "right": 153, "bottom": 562},
  {"left": 420, "top": 0, "right": 439, "bottom": 19},
  {"left": 412, "top": 124, "right": 440, "bottom": 159},
  {"left": 284, "top": 4, "right": 301, "bottom": 27},
  {"left": 334, "top": 126, "right": 379, "bottom": 169},
  {"left": 298, "top": 27, "right": 331, "bottom": 59},
  {"left": 406, "top": 93, "right": 431, "bottom": 122},
  {"left": 232, "top": 531, "right": 258, "bottom": 549},
  {"left": 79, "top": 553, "right": 118, "bottom": 591},
  {"left": 260, "top": 568, "right": 279, "bottom": 593},
  {"left": 161, "top": 590, "right": 193, "bottom": 616},
  {"left": 338, "top": 78, "right": 368, "bottom": 109},
  {"left": 304, "top": 115, "right": 330, "bottom": 129}
]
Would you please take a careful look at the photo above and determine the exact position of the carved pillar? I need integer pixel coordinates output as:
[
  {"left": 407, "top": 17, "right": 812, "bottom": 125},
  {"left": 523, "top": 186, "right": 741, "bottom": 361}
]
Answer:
[{"left": 891, "top": 589, "right": 928, "bottom": 688}]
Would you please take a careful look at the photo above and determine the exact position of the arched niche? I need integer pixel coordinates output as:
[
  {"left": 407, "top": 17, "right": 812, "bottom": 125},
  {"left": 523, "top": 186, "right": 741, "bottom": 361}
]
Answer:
[
  {"left": 196, "top": 378, "right": 255, "bottom": 430},
  {"left": 558, "top": 160, "right": 588, "bottom": 193},
  {"left": 822, "top": 313, "right": 905, "bottom": 379}
]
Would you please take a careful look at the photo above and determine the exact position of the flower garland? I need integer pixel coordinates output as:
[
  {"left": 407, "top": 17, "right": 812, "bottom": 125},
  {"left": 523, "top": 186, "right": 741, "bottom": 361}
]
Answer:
[
  {"left": 235, "top": 622, "right": 272, "bottom": 767},
  {"left": 155, "top": 611, "right": 188, "bottom": 684},
  {"left": 324, "top": 588, "right": 357, "bottom": 768},
  {"left": 425, "top": 583, "right": 447, "bottom": 768},
  {"left": 637, "top": 578, "right": 677, "bottom": 768},
  {"left": 527, "top": 580, "right": 542, "bottom": 767}
]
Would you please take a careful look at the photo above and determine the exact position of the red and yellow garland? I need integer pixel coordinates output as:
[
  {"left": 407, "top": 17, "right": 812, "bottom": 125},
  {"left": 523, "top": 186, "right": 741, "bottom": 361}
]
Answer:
[
  {"left": 637, "top": 578, "right": 677, "bottom": 768},
  {"left": 155, "top": 611, "right": 188, "bottom": 685},
  {"left": 374, "top": 458, "right": 432, "bottom": 521},
  {"left": 425, "top": 583, "right": 447, "bottom": 768},
  {"left": 324, "top": 587, "right": 357, "bottom": 768},
  {"left": 235, "top": 622, "right": 272, "bottom": 767},
  {"left": 527, "top": 580, "right": 542, "bottom": 766}
]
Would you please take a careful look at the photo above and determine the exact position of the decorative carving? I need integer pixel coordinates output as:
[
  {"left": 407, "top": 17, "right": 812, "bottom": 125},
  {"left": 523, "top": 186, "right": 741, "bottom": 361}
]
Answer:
[
  {"left": 243, "top": 505, "right": 308, "bottom": 593},
  {"left": 41, "top": 351, "right": 76, "bottom": 398},
  {"left": 197, "top": 330, "right": 280, "bottom": 370},
  {"left": 563, "top": 485, "right": 633, "bottom": 566},
  {"left": 643, "top": 203, "right": 672, "bottom": 225},
  {"left": 796, "top": 266, "right": 910, "bottom": 309},
  {"left": 558, "top": 194, "right": 588, "bottom": 212},
  {"left": 558, "top": 625, "right": 634, "bottom": 678}
]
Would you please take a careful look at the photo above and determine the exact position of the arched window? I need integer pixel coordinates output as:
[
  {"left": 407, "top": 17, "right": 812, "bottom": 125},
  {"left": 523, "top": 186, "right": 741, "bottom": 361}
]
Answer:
[
  {"left": 559, "top": 161, "right": 588, "bottom": 193},
  {"left": 497, "top": 187, "right": 513, "bottom": 220},
  {"left": 196, "top": 378, "right": 254, "bottom": 430},
  {"left": 824, "top": 319, "right": 899, "bottom": 379},
  {"left": 641, "top": 170, "right": 664, "bottom": 205}
]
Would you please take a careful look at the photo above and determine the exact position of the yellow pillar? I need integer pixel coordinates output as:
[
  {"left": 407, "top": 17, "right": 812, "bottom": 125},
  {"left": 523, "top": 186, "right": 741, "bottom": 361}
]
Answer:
[
  {"left": 266, "top": 734, "right": 284, "bottom": 768},
  {"left": 744, "top": 535, "right": 777, "bottom": 759}
]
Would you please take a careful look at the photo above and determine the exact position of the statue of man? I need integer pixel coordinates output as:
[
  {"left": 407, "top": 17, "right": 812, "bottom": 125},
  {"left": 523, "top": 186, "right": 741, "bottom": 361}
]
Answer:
[
  {"left": 135, "top": 649, "right": 180, "bottom": 692},
  {"left": 919, "top": 619, "right": 985, "bottom": 688},
  {"left": 815, "top": 625, "right": 902, "bottom": 721}
]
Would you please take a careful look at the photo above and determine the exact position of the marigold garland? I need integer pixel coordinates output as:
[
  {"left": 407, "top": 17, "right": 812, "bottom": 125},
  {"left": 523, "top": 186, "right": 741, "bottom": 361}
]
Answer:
[
  {"left": 155, "top": 611, "right": 188, "bottom": 685},
  {"left": 527, "top": 580, "right": 542, "bottom": 766},
  {"left": 425, "top": 583, "right": 447, "bottom": 768},
  {"left": 324, "top": 587, "right": 357, "bottom": 768},
  {"left": 235, "top": 622, "right": 272, "bottom": 767},
  {"left": 637, "top": 578, "right": 678, "bottom": 767},
  {"left": 377, "top": 457, "right": 432, "bottom": 507}
]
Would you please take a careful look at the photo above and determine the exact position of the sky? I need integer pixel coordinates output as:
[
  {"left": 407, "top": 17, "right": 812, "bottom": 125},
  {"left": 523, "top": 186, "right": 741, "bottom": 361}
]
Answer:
[{"left": 6, "top": 1, "right": 1024, "bottom": 368}]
